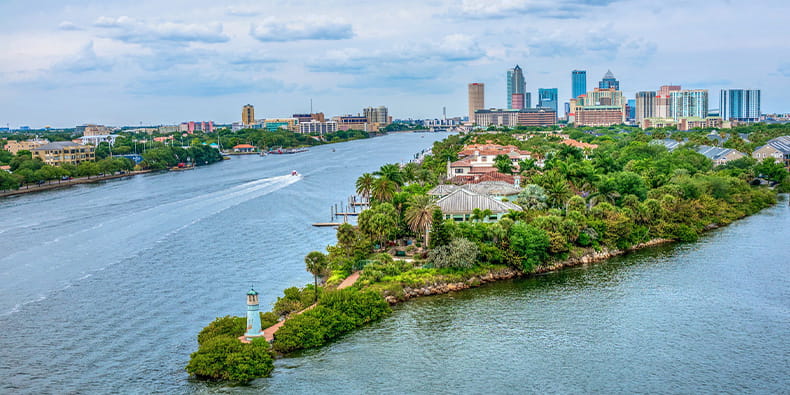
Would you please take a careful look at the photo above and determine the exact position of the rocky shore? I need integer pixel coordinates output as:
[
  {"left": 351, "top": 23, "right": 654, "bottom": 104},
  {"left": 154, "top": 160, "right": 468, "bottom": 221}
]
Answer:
[{"left": 385, "top": 238, "right": 674, "bottom": 304}]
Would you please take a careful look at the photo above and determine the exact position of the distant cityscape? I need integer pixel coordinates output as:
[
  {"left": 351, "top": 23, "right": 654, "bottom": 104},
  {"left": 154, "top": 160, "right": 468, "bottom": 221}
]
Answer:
[
  {"left": 3, "top": 65, "right": 790, "bottom": 135},
  {"left": 466, "top": 66, "right": 788, "bottom": 131}
]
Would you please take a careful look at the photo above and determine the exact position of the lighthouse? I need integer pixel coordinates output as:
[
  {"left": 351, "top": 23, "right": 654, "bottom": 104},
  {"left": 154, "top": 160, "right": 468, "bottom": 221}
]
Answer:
[{"left": 244, "top": 287, "right": 264, "bottom": 340}]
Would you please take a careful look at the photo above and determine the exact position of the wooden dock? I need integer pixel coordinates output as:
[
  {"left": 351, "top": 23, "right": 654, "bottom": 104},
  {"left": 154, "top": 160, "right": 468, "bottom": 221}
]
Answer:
[
  {"left": 334, "top": 212, "right": 359, "bottom": 216},
  {"left": 312, "top": 222, "right": 343, "bottom": 227}
]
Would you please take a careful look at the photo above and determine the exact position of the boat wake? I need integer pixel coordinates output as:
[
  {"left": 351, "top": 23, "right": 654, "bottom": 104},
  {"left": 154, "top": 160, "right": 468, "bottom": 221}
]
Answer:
[{"left": 0, "top": 174, "right": 301, "bottom": 317}]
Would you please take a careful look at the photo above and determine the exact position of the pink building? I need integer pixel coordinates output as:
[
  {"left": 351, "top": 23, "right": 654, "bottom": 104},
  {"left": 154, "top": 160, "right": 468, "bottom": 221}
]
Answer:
[
  {"left": 179, "top": 121, "right": 215, "bottom": 134},
  {"left": 511, "top": 93, "right": 525, "bottom": 110}
]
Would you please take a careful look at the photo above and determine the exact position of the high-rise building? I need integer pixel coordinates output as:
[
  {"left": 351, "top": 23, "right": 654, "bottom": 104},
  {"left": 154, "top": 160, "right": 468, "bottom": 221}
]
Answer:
[
  {"left": 598, "top": 70, "right": 620, "bottom": 90},
  {"left": 468, "top": 83, "right": 485, "bottom": 123},
  {"left": 572, "top": 70, "right": 587, "bottom": 99},
  {"left": 510, "top": 93, "right": 525, "bottom": 110},
  {"left": 635, "top": 91, "right": 657, "bottom": 123},
  {"left": 242, "top": 104, "right": 255, "bottom": 126},
  {"left": 538, "top": 88, "right": 559, "bottom": 113},
  {"left": 720, "top": 89, "right": 761, "bottom": 122},
  {"left": 507, "top": 65, "right": 526, "bottom": 109},
  {"left": 655, "top": 85, "right": 681, "bottom": 118},
  {"left": 363, "top": 106, "right": 389, "bottom": 124},
  {"left": 669, "top": 89, "right": 708, "bottom": 119},
  {"left": 626, "top": 99, "right": 636, "bottom": 122}
]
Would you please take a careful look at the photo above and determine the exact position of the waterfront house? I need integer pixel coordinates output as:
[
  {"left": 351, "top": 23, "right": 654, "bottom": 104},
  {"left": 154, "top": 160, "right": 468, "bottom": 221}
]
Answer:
[
  {"left": 428, "top": 181, "right": 522, "bottom": 200},
  {"left": 232, "top": 144, "right": 255, "bottom": 153},
  {"left": 435, "top": 188, "right": 522, "bottom": 222},
  {"left": 448, "top": 143, "right": 536, "bottom": 183}
]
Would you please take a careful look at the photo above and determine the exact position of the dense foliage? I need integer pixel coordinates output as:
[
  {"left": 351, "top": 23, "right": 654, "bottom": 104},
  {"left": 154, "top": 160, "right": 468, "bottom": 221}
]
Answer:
[{"left": 271, "top": 288, "right": 391, "bottom": 353}]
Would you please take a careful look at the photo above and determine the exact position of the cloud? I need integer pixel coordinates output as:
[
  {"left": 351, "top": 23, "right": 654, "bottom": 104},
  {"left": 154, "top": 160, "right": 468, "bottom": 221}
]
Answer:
[
  {"left": 452, "top": 0, "right": 621, "bottom": 19},
  {"left": 52, "top": 41, "right": 113, "bottom": 73},
  {"left": 94, "top": 16, "right": 230, "bottom": 44},
  {"left": 250, "top": 18, "right": 353, "bottom": 42},
  {"left": 125, "top": 73, "right": 285, "bottom": 96},
  {"left": 58, "top": 21, "right": 82, "bottom": 31},
  {"left": 225, "top": 6, "right": 261, "bottom": 17},
  {"left": 306, "top": 34, "right": 486, "bottom": 75}
]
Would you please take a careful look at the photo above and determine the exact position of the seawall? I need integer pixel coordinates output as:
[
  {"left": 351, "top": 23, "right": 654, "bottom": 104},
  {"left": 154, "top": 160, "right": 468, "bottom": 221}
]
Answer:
[{"left": 385, "top": 238, "right": 674, "bottom": 304}]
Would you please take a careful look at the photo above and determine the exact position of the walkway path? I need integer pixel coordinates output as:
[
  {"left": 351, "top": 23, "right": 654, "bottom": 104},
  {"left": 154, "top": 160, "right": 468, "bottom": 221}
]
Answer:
[{"left": 258, "top": 271, "right": 362, "bottom": 342}]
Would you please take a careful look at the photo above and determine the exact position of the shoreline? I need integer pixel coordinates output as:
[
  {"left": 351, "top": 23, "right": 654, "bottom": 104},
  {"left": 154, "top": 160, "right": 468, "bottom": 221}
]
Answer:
[
  {"left": 0, "top": 170, "right": 153, "bottom": 198},
  {"left": 385, "top": 238, "right": 675, "bottom": 304}
]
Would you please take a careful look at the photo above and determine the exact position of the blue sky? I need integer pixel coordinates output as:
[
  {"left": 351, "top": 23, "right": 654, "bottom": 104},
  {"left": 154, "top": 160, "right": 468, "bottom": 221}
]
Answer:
[{"left": 0, "top": 0, "right": 788, "bottom": 128}]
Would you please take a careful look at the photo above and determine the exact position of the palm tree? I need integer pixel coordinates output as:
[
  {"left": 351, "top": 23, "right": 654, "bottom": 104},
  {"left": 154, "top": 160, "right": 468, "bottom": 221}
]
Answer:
[
  {"left": 355, "top": 173, "right": 375, "bottom": 202},
  {"left": 375, "top": 163, "right": 404, "bottom": 186},
  {"left": 404, "top": 195, "right": 438, "bottom": 246},
  {"left": 471, "top": 208, "right": 494, "bottom": 222},
  {"left": 304, "top": 251, "right": 328, "bottom": 302},
  {"left": 371, "top": 177, "right": 396, "bottom": 202}
]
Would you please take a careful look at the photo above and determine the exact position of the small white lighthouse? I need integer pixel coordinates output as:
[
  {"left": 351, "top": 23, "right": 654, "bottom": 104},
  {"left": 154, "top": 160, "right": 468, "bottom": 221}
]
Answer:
[{"left": 244, "top": 287, "right": 263, "bottom": 340}]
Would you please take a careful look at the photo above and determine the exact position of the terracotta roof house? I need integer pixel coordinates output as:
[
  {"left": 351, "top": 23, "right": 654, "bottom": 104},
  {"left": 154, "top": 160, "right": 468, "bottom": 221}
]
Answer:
[
  {"left": 436, "top": 188, "right": 522, "bottom": 222},
  {"left": 232, "top": 144, "right": 256, "bottom": 153},
  {"left": 560, "top": 139, "right": 598, "bottom": 150}
]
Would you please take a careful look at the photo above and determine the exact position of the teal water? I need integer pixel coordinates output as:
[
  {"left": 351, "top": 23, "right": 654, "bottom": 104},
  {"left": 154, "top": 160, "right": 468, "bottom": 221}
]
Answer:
[{"left": 0, "top": 132, "right": 788, "bottom": 394}]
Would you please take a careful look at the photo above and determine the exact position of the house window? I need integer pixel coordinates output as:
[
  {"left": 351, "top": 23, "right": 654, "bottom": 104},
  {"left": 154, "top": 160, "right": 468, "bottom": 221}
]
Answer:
[{"left": 455, "top": 169, "right": 464, "bottom": 173}]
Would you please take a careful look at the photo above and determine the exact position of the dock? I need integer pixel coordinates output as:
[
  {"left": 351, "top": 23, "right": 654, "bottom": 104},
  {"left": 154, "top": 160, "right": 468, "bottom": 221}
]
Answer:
[
  {"left": 312, "top": 222, "right": 343, "bottom": 227},
  {"left": 334, "top": 212, "right": 359, "bottom": 216}
]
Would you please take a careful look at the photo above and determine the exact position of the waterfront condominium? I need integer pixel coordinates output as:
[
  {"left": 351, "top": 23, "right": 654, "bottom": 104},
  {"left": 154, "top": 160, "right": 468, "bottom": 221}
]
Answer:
[
  {"left": 598, "top": 70, "right": 620, "bottom": 90},
  {"left": 572, "top": 70, "right": 587, "bottom": 99},
  {"left": 468, "top": 83, "right": 485, "bottom": 124},
  {"left": 507, "top": 65, "right": 527, "bottom": 109},
  {"left": 669, "top": 89, "right": 709, "bottom": 119},
  {"left": 538, "top": 88, "right": 559, "bottom": 113},
  {"left": 242, "top": 104, "right": 255, "bottom": 126},
  {"left": 720, "top": 89, "right": 761, "bottom": 122}
]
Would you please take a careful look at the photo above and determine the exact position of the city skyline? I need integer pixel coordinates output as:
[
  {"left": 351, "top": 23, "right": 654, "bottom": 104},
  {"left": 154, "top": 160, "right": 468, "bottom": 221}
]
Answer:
[{"left": 1, "top": 0, "right": 789, "bottom": 127}]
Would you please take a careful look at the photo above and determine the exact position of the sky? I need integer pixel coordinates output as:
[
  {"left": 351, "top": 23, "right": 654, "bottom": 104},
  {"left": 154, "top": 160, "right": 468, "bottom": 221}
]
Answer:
[{"left": 0, "top": 0, "right": 788, "bottom": 128}]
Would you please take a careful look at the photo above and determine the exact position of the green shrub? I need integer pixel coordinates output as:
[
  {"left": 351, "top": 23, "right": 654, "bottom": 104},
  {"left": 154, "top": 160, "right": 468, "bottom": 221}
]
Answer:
[
  {"left": 197, "top": 316, "right": 245, "bottom": 346},
  {"left": 186, "top": 337, "right": 274, "bottom": 381},
  {"left": 272, "top": 288, "right": 391, "bottom": 353}
]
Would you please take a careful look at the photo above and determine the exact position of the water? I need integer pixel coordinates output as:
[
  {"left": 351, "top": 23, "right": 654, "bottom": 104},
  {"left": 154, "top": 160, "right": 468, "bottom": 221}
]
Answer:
[{"left": 1, "top": 132, "right": 788, "bottom": 393}]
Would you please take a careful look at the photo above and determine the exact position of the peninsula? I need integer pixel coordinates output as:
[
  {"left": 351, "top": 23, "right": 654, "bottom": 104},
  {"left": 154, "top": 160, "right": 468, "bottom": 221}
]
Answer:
[{"left": 187, "top": 124, "right": 789, "bottom": 382}]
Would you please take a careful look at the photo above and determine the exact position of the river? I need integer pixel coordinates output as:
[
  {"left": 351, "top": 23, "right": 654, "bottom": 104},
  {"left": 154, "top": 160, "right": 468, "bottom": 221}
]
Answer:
[{"left": 1, "top": 132, "right": 788, "bottom": 394}]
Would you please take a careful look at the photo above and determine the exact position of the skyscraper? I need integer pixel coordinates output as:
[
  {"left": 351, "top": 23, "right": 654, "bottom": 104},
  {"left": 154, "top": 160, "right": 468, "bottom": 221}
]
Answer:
[
  {"left": 538, "top": 88, "right": 559, "bottom": 113},
  {"left": 669, "top": 89, "right": 708, "bottom": 119},
  {"left": 242, "top": 104, "right": 255, "bottom": 126},
  {"left": 507, "top": 65, "right": 526, "bottom": 109},
  {"left": 656, "top": 85, "right": 681, "bottom": 118},
  {"left": 572, "top": 70, "right": 587, "bottom": 99},
  {"left": 720, "top": 89, "right": 761, "bottom": 122},
  {"left": 363, "top": 106, "right": 389, "bottom": 124},
  {"left": 468, "top": 83, "right": 485, "bottom": 123},
  {"left": 599, "top": 70, "right": 620, "bottom": 90},
  {"left": 635, "top": 91, "right": 657, "bottom": 123}
]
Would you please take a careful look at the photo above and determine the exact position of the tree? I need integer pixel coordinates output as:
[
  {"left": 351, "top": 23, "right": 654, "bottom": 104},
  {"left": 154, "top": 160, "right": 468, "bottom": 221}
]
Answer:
[
  {"left": 516, "top": 184, "right": 548, "bottom": 210},
  {"left": 754, "top": 158, "right": 788, "bottom": 182},
  {"left": 428, "top": 209, "right": 451, "bottom": 248},
  {"left": 509, "top": 222, "right": 550, "bottom": 271},
  {"left": 375, "top": 163, "right": 404, "bottom": 186},
  {"left": 186, "top": 336, "right": 274, "bottom": 381},
  {"left": 494, "top": 154, "right": 513, "bottom": 174},
  {"left": 404, "top": 195, "right": 437, "bottom": 246},
  {"left": 304, "top": 251, "right": 328, "bottom": 302},
  {"left": 355, "top": 173, "right": 375, "bottom": 202},
  {"left": 470, "top": 208, "right": 493, "bottom": 222},
  {"left": 358, "top": 203, "right": 398, "bottom": 248},
  {"left": 427, "top": 237, "right": 480, "bottom": 269},
  {"left": 371, "top": 177, "right": 397, "bottom": 202}
]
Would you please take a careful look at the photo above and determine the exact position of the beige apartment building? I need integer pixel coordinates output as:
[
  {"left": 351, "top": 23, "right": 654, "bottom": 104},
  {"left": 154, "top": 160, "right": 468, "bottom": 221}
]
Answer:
[
  {"left": 3, "top": 139, "right": 48, "bottom": 154},
  {"left": 468, "top": 83, "right": 485, "bottom": 124},
  {"left": 31, "top": 141, "right": 96, "bottom": 166}
]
